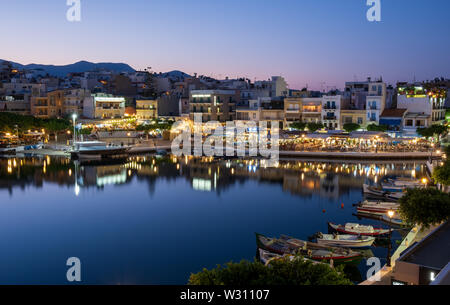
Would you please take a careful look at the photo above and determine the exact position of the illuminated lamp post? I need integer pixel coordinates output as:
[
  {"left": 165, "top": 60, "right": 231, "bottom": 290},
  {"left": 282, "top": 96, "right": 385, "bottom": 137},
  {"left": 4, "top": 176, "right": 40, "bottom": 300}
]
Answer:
[
  {"left": 386, "top": 210, "right": 395, "bottom": 267},
  {"left": 72, "top": 113, "right": 77, "bottom": 146}
]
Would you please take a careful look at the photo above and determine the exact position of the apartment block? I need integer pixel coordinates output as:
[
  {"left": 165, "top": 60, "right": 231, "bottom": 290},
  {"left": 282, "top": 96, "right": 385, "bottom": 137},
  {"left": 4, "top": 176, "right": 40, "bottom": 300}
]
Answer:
[
  {"left": 83, "top": 93, "right": 126, "bottom": 119},
  {"left": 136, "top": 100, "right": 158, "bottom": 120},
  {"left": 321, "top": 95, "right": 341, "bottom": 130},
  {"left": 189, "top": 90, "right": 238, "bottom": 123}
]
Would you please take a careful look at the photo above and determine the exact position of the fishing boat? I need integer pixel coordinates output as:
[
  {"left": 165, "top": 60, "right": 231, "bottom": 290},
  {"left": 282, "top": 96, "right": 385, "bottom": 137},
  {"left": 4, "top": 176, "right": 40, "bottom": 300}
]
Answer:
[
  {"left": 328, "top": 222, "right": 393, "bottom": 236},
  {"left": 258, "top": 249, "right": 323, "bottom": 266},
  {"left": 356, "top": 200, "right": 399, "bottom": 216},
  {"left": 315, "top": 232, "right": 375, "bottom": 248},
  {"left": 255, "top": 233, "right": 362, "bottom": 264},
  {"left": 383, "top": 177, "right": 422, "bottom": 188},
  {"left": 70, "top": 141, "right": 130, "bottom": 160},
  {"left": 363, "top": 184, "right": 404, "bottom": 200},
  {"left": 381, "top": 215, "right": 406, "bottom": 226}
]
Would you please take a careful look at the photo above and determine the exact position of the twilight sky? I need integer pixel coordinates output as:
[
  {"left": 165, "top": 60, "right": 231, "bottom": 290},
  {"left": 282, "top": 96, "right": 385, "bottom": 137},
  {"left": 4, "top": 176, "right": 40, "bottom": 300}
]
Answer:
[{"left": 1, "top": 0, "right": 449, "bottom": 90}]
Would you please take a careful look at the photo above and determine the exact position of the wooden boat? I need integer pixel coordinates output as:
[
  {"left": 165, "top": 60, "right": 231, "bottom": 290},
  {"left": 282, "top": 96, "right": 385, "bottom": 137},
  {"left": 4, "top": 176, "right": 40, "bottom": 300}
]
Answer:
[
  {"left": 363, "top": 184, "right": 404, "bottom": 200},
  {"left": 383, "top": 177, "right": 422, "bottom": 188},
  {"left": 328, "top": 222, "right": 393, "bottom": 237},
  {"left": 258, "top": 249, "right": 324, "bottom": 266},
  {"left": 316, "top": 232, "right": 375, "bottom": 248},
  {"left": 356, "top": 200, "right": 399, "bottom": 216},
  {"left": 255, "top": 233, "right": 362, "bottom": 264},
  {"left": 381, "top": 215, "right": 406, "bottom": 226}
]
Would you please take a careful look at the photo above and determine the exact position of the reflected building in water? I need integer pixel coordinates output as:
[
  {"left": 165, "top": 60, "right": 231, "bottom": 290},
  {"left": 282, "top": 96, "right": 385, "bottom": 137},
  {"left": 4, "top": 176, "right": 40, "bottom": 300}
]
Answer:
[{"left": 0, "top": 156, "right": 429, "bottom": 200}]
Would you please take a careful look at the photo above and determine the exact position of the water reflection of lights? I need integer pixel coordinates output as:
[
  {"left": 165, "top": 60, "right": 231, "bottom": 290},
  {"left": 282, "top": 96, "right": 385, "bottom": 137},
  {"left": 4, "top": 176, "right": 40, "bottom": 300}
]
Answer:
[
  {"left": 97, "top": 171, "right": 127, "bottom": 187},
  {"left": 74, "top": 183, "right": 80, "bottom": 196}
]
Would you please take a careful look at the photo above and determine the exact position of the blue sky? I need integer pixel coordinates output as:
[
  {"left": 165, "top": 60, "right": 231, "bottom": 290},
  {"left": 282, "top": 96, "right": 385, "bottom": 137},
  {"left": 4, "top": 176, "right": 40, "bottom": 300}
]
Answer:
[{"left": 0, "top": 0, "right": 449, "bottom": 89}]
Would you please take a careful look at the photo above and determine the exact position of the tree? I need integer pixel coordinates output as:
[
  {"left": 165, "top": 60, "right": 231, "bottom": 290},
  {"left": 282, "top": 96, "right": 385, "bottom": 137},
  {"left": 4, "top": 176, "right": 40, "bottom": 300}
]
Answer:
[
  {"left": 417, "top": 125, "right": 449, "bottom": 141},
  {"left": 367, "top": 124, "right": 387, "bottom": 132},
  {"left": 43, "top": 118, "right": 71, "bottom": 142},
  {"left": 79, "top": 127, "right": 93, "bottom": 135},
  {"left": 343, "top": 123, "right": 360, "bottom": 133},
  {"left": 433, "top": 161, "right": 450, "bottom": 186},
  {"left": 290, "top": 122, "right": 307, "bottom": 131},
  {"left": 430, "top": 124, "right": 449, "bottom": 141},
  {"left": 417, "top": 127, "right": 434, "bottom": 139},
  {"left": 188, "top": 258, "right": 352, "bottom": 286},
  {"left": 399, "top": 188, "right": 450, "bottom": 228},
  {"left": 306, "top": 123, "right": 324, "bottom": 133}
]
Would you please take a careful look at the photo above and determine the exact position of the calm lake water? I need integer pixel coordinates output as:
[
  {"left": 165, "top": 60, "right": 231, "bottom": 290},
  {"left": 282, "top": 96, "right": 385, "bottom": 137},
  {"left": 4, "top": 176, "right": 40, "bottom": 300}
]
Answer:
[{"left": 0, "top": 155, "right": 428, "bottom": 284}]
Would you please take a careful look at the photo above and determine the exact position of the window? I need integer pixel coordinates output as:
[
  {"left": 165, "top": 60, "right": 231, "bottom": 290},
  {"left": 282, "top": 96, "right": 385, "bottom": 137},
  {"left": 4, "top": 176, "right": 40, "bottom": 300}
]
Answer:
[{"left": 357, "top": 117, "right": 363, "bottom": 125}]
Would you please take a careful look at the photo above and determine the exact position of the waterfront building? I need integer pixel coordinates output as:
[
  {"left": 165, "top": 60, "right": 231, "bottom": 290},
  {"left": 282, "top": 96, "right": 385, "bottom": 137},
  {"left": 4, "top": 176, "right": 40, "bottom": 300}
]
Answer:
[
  {"left": 283, "top": 97, "right": 302, "bottom": 127},
  {"left": 189, "top": 90, "right": 238, "bottom": 123},
  {"left": 284, "top": 97, "right": 322, "bottom": 127},
  {"left": 30, "top": 89, "right": 90, "bottom": 118},
  {"left": 321, "top": 95, "right": 341, "bottom": 130},
  {"left": 397, "top": 83, "right": 446, "bottom": 136},
  {"left": 0, "top": 95, "right": 31, "bottom": 115},
  {"left": 136, "top": 100, "right": 158, "bottom": 120},
  {"left": 340, "top": 109, "right": 366, "bottom": 127},
  {"left": 366, "top": 81, "right": 387, "bottom": 125},
  {"left": 158, "top": 92, "right": 181, "bottom": 117},
  {"left": 379, "top": 108, "right": 408, "bottom": 135},
  {"left": 63, "top": 89, "right": 91, "bottom": 117},
  {"left": 83, "top": 93, "right": 126, "bottom": 119},
  {"left": 343, "top": 78, "right": 386, "bottom": 110},
  {"left": 236, "top": 98, "right": 284, "bottom": 127}
]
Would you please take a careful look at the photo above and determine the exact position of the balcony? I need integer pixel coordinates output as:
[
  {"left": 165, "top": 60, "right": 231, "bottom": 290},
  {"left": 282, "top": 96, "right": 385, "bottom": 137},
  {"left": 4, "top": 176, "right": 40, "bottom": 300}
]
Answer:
[
  {"left": 323, "top": 116, "right": 337, "bottom": 121},
  {"left": 323, "top": 105, "right": 337, "bottom": 110},
  {"left": 286, "top": 109, "right": 300, "bottom": 113}
]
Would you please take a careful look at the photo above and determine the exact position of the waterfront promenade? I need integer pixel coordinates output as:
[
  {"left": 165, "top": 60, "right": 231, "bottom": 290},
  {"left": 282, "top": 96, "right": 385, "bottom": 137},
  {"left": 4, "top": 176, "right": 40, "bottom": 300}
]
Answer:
[{"left": 6, "top": 143, "right": 441, "bottom": 160}]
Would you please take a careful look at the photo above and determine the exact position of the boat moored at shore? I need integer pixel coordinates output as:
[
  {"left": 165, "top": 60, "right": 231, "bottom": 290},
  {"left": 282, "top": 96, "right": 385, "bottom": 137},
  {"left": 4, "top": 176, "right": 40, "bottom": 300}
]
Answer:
[
  {"left": 256, "top": 233, "right": 362, "bottom": 264},
  {"left": 70, "top": 141, "right": 130, "bottom": 160},
  {"left": 328, "top": 222, "right": 393, "bottom": 237},
  {"left": 315, "top": 232, "right": 376, "bottom": 248}
]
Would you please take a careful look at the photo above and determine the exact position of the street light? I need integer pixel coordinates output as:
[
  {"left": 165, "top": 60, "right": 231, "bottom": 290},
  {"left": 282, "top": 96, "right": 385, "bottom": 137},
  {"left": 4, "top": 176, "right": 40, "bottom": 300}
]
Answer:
[
  {"left": 72, "top": 113, "right": 77, "bottom": 145},
  {"left": 386, "top": 210, "right": 395, "bottom": 267}
]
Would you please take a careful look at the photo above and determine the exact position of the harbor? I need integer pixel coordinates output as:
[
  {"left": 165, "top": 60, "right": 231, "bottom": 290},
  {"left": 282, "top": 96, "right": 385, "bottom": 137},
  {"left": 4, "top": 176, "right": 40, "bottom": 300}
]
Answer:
[{"left": 0, "top": 154, "right": 430, "bottom": 284}]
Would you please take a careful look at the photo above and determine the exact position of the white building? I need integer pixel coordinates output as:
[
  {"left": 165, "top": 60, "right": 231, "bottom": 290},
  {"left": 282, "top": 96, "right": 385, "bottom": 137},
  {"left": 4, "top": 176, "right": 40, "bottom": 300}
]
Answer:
[
  {"left": 397, "top": 84, "right": 446, "bottom": 136},
  {"left": 321, "top": 95, "right": 341, "bottom": 130},
  {"left": 83, "top": 93, "right": 126, "bottom": 119},
  {"left": 366, "top": 81, "right": 386, "bottom": 124}
]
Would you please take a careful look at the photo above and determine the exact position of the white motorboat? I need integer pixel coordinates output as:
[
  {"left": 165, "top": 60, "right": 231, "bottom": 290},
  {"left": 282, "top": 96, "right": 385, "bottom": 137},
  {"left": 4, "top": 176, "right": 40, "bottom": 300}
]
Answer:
[
  {"left": 70, "top": 141, "right": 130, "bottom": 160},
  {"left": 316, "top": 233, "right": 375, "bottom": 248}
]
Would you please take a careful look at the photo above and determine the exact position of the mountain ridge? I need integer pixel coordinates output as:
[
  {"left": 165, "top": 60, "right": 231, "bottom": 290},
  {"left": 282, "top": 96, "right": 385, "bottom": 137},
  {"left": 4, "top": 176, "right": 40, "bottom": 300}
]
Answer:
[
  {"left": 1, "top": 59, "right": 136, "bottom": 77},
  {"left": 1, "top": 59, "right": 192, "bottom": 80}
]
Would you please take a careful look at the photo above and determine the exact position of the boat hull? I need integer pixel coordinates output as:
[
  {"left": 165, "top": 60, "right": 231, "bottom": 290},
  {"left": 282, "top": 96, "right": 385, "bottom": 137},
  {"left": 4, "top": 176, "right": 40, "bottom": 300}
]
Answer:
[
  {"left": 317, "top": 238, "right": 375, "bottom": 248},
  {"left": 256, "top": 233, "right": 361, "bottom": 264},
  {"left": 70, "top": 147, "right": 130, "bottom": 160},
  {"left": 328, "top": 222, "right": 392, "bottom": 237}
]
